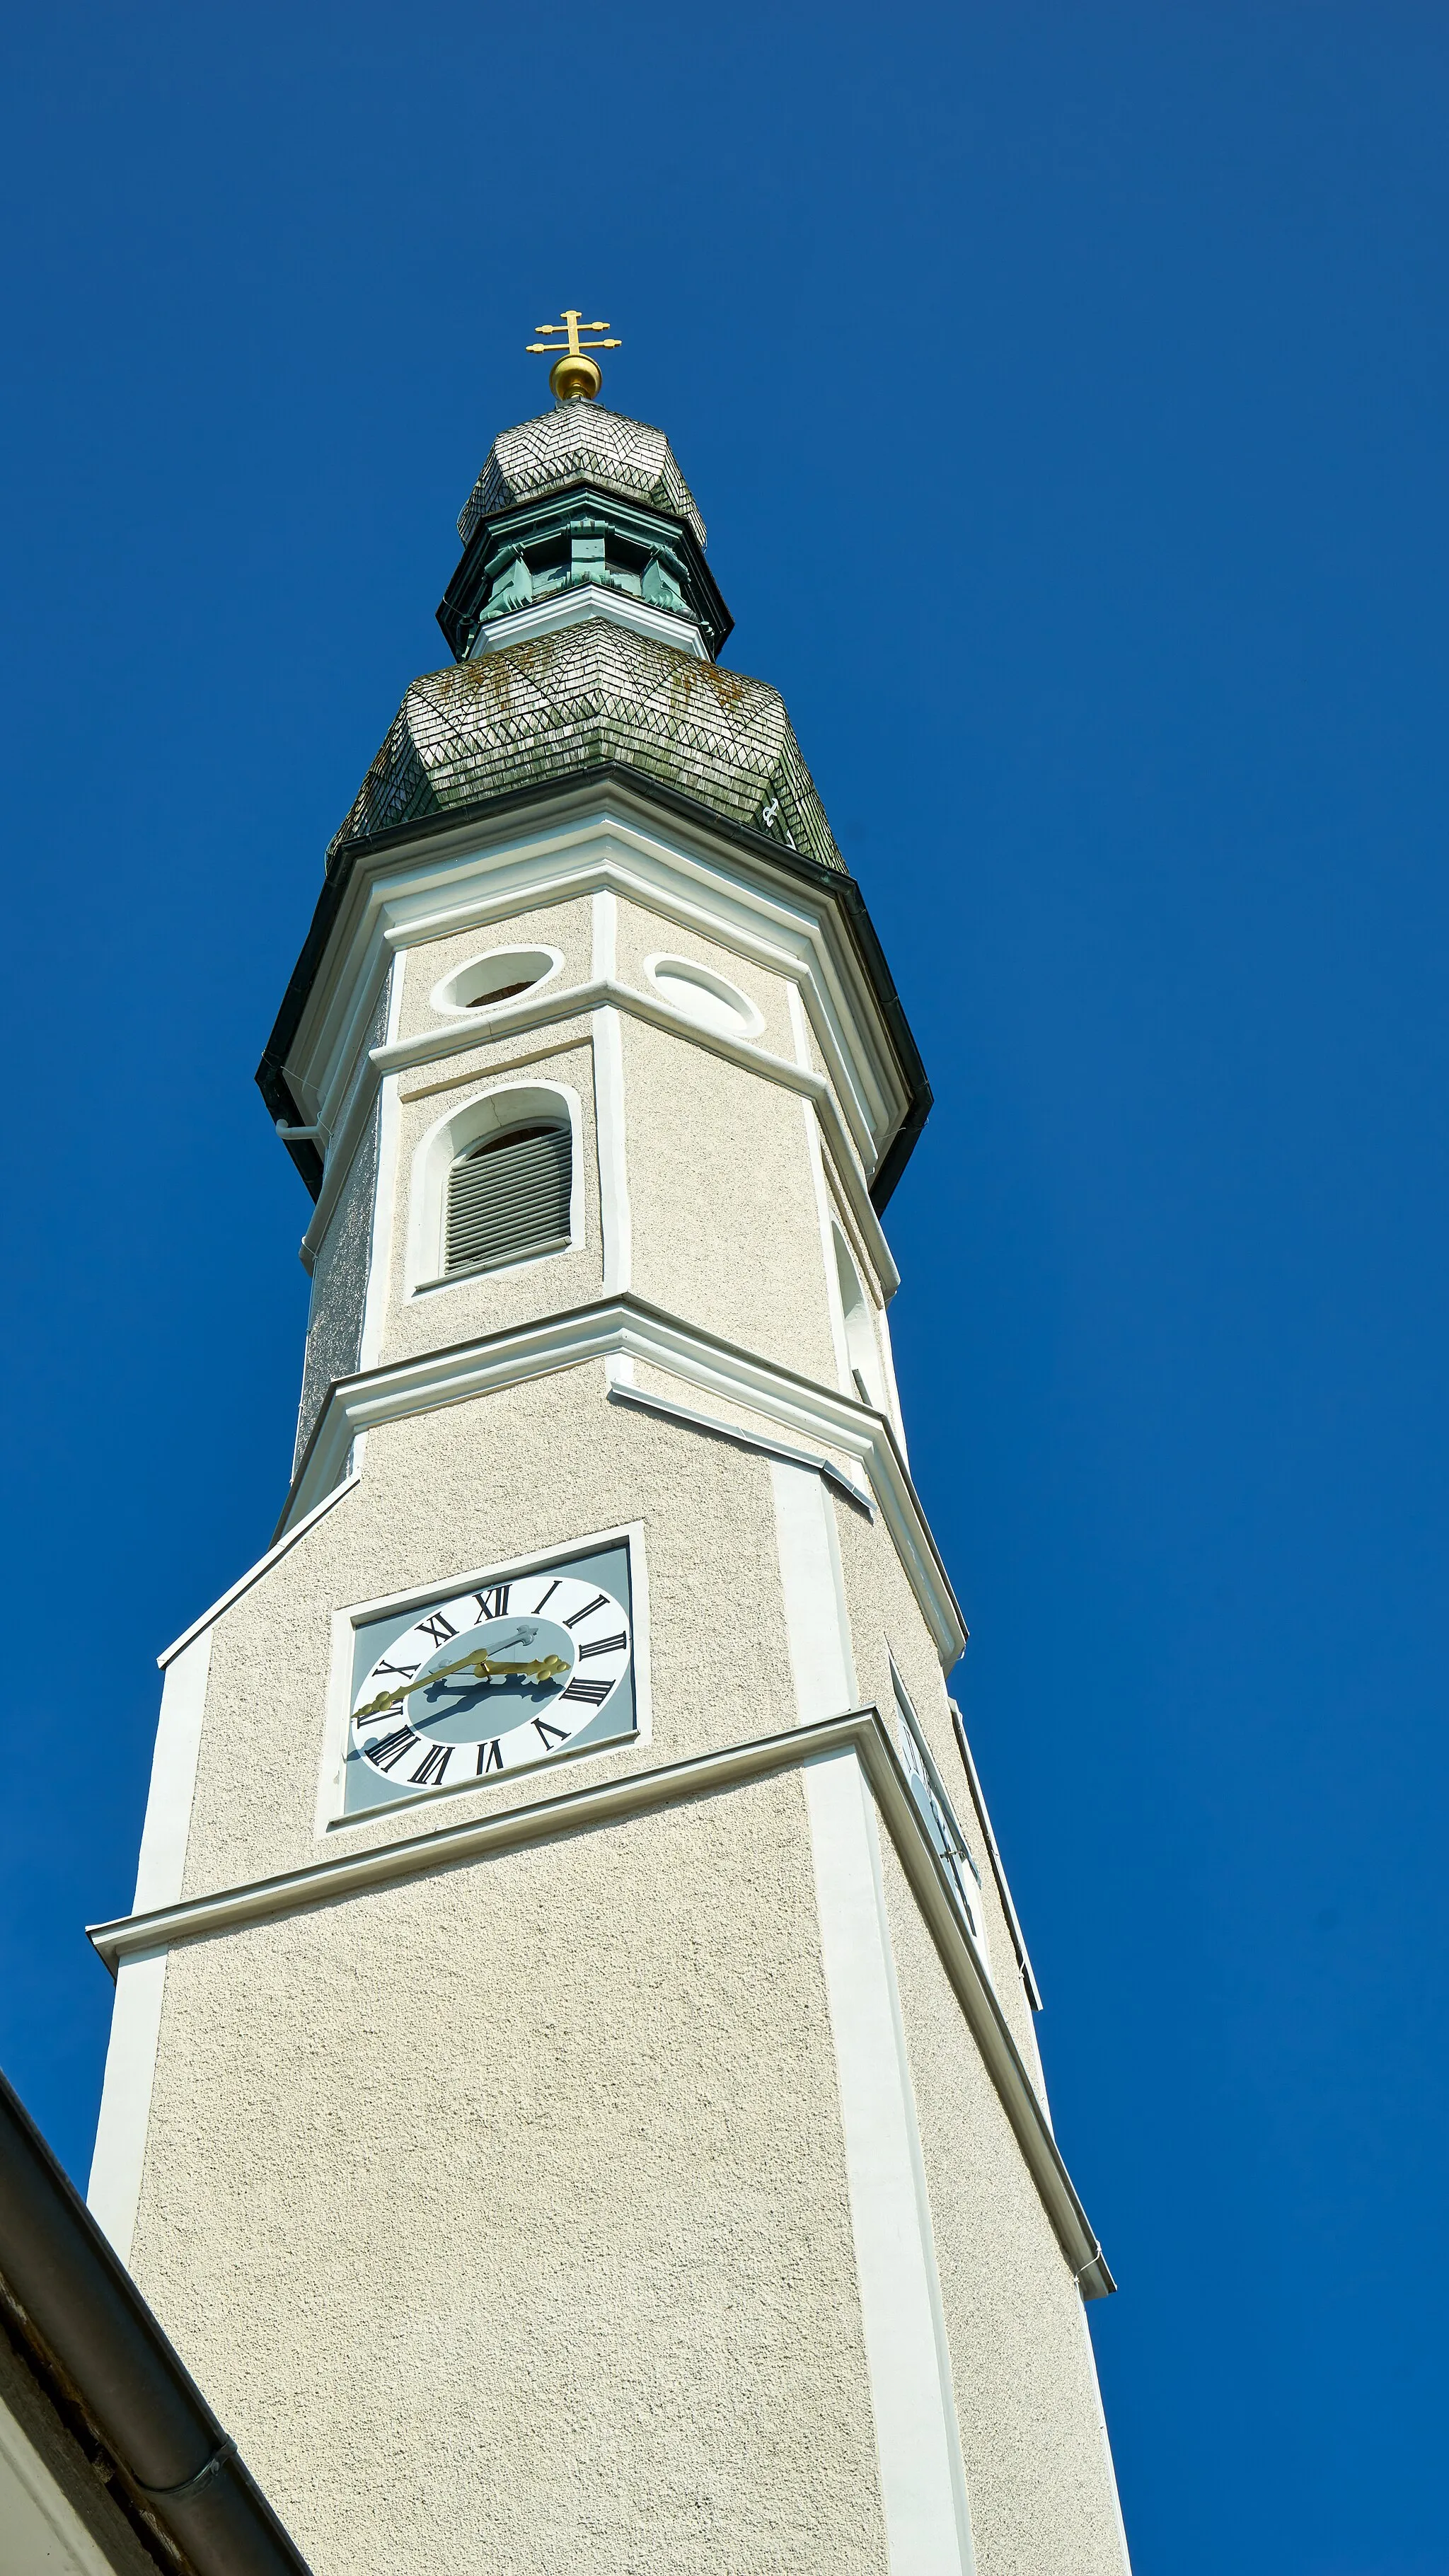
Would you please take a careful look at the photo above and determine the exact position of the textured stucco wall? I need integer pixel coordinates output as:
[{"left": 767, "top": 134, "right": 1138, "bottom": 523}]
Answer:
[
  {"left": 878, "top": 1828, "right": 1128, "bottom": 2576},
  {"left": 132, "top": 1777, "right": 890, "bottom": 2576},
  {"left": 623, "top": 1016, "right": 838, "bottom": 1382},
  {"left": 127, "top": 1334, "right": 1121, "bottom": 2576},
  {"left": 304, "top": 867, "right": 879, "bottom": 1429},
  {"left": 614, "top": 897, "right": 797, "bottom": 1061},
  {"left": 179, "top": 1367, "right": 797, "bottom": 1899},
  {"left": 295, "top": 1090, "right": 381, "bottom": 1469},
  {"left": 394, "top": 894, "right": 594, "bottom": 1044},
  {"left": 118, "top": 821, "right": 1129, "bottom": 2576}
]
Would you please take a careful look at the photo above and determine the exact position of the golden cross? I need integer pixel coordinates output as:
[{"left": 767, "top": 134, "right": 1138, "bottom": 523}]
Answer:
[
  {"left": 527, "top": 310, "right": 622, "bottom": 359},
  {"left": 526, "top": 309, "right": 621, "bottom": 401}
]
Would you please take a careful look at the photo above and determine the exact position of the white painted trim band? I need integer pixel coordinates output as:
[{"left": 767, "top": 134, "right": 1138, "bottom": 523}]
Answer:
[
  {"left": 468, "top": 584, "right": 710, "bottom": 663},
  {"left": 282, "top": 793, "right": 909, "bottom": 1216},
  {"left": 592, "top": 1003, "right": 632, "bottom": 1294},
  {"left": 86, "top": 1705, "right": 1112, "bottom": 2300},
  {"left": 86, "top": 1948, "right": 168, "bottom": 2264},
  {"left": 132, "top": 1632, "right": 213, "bottom": 1912},
  {"left": 280, "top": 1295, "right": 964, "bottom": 1661},
  {"left": 806, "top": 1750, "right": 976, "bottom": 2574},
  {"left": 608, "top": 1380, "right": 875, "bottom": 1515},
  {"left": 299, "top": 965, "right": 896, "bottom": 1305}
]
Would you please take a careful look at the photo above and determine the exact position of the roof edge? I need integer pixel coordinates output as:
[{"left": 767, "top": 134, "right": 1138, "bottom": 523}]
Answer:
[{"left": 257, "top": 764, "right": 931, "bottom": 1214}]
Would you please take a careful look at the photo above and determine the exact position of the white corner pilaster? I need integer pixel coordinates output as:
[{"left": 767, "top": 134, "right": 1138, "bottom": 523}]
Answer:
[
  {"left": 359, "top": 948, "right": 405, "bottom": 1376},
  {"left": 768, "top": 1458, "right": 975, "bottom": 2576},
  {"left": 804, "top": 1753, "right": 977, "bottom": 2576},
  {"left": 593, "top": 889, "right": 632, "bottom": 1295},
  {"left": 132, "top": 1628, "right": 212, "bottom": 1915},
  {"left": 86, "top": 1951, "right": 168, "bottom": 2266},
  {"left": 87, "top": 1627, "right": 212, "bottom": 2260}
]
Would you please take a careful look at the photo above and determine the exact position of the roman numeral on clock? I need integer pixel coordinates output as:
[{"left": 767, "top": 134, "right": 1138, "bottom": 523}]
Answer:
[
  {"left": 563, "top": 1593, "right": 610, "bottom": 1629},
  {"left": 475, "top": 1738, "right": 504, "bottom": 1775},
  {"left": 366, "top": 1726, "right": 419, "bottom": 1772},
  {"left": 372, "top": 1656, "right": 421, "bottom": 1681},
  {"left": 472, "top": 1584, "right": 510, "bottom": 1622},
  {"left": 577, "top": 1631, "right": 627, "bottom": 1660},
  {"left": 533, "top": 1717, "right": 569, "bottom": 1747},
  {"left": 411, "top": 1741, "right": 451, "bottom": 1787},
  {"left": 532, "top": 1578, "right": 561, "bottom": 1613},
  {"left": 417, "top": 1611, "right": 458, "bottom": 1648},
  {"left": 559, "top": 1676, "right": 611, "bottom": 1706}
]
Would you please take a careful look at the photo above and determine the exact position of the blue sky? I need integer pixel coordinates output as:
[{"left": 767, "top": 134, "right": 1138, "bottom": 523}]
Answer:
[{"left": 2, "top": 4, "right": 1446, "bottom": 2569}]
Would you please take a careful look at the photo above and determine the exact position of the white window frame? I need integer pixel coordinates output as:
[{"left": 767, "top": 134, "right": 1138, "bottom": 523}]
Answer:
[
  {"left": 831, "top": 1220, "right": 886, "bottom": 1409},
  {"left": 429, "top": 942, "right": 565, "bottom": 1017},
  {"left": 642, "top": 949, "right": 766, "bottom": 1041},
  {"left": 889, "top": 1658, "right": 992, "bottom": 1977},
  {"left": 406, "top": 1077, "right": 585, "bottom": 1297}
]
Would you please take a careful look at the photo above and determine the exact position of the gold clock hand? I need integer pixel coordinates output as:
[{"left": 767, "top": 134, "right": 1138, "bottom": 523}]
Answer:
[
  {"left": 353, "top": 1647, "right": 569, "bottom": 1724},
  {"left": 354, "top": 1644, "right": 509, "bottom": 1719}
]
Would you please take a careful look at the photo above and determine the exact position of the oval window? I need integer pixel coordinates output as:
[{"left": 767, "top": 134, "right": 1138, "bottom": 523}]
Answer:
[
  {"left": 645, "top": 954, "right": 763, "bottom": 1040},
  {"left": 432, "top": 948, "right": 560, "bottom": 1017}
]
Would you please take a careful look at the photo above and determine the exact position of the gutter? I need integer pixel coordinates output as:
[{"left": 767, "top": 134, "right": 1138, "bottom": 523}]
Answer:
[{"left": 0, "top": 2066, "right": 312, "bottom": 2576}]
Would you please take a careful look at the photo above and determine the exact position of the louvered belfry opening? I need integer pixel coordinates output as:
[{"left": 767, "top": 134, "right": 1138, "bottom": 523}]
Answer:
[{"left": 445, "top": 1121, "right": 572, "bottom": 1277}]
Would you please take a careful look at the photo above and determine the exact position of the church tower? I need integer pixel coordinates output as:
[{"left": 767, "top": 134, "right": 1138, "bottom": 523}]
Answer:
[{"left": 87, "top": 319, "right": 1131, "bottom": 2576}]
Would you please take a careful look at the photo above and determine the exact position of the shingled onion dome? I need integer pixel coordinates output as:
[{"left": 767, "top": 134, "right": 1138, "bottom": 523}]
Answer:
[
  {"left": 326, "top": 403, "right": 841, "bottom": 871},
  {"left": 328, "top": 619, "right": 841, "bottom": 870},
  {"left": 457, "top": 406, "right": 706, "bottom": 550},
  {"left": 437, "top": 402, "right": 731, "bottom": 665}
]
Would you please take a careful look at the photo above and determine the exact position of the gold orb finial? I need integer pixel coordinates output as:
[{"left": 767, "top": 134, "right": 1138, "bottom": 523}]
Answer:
[{"left": 526, "top": 308, "right": 621, "bottom": 403}]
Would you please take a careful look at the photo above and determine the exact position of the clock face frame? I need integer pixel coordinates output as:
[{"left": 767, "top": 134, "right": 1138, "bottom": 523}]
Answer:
[{"left": 345, "top": 1541, "right": 635, "bottom": 1815}]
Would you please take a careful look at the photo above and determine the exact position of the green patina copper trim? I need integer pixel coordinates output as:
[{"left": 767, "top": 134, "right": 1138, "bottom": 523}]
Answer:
[{"left": 437, "top": 483, "right": 732, "bottom": 664}]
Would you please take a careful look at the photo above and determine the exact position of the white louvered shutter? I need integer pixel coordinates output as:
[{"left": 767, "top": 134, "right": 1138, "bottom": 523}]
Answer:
[{"left": 445, "top": 1124, "right": 571, "bottom": 1276}]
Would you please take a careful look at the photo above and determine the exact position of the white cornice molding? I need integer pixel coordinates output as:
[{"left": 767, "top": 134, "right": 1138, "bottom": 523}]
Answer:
[
  {"left": 468, "top": 583, "right": 710, "bottom": 662},
  {"left": 286, "top": 794, "right": 908, "bottom": 1214},
  {"left": 282, "top": 1293, "right": 964, "bottom": 1663},
  {"left": 86, "top": 1704, "right": 1111, "bottom": 2302},
  {"left": 606, "top": 1376, "right": 876, "bottom": 1515},
  {"left": 298, "top": 969, "right": 899, "bottom": 1304}
]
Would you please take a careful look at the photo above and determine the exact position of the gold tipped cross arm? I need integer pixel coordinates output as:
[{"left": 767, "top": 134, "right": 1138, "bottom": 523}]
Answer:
[
  {"left": 527, "top": 309, "right": 620, "bottom": 400},
  {"left": 355, "top": 1644, "right": 569, "bottom": 1723},
  {"left": 526, "top": 311, "right": 621, "bottom": 357}
]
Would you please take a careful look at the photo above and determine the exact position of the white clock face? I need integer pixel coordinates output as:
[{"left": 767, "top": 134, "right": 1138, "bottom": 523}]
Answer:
[{"left": 352, "top": 1566, "right": 632, "bottom": 1797}]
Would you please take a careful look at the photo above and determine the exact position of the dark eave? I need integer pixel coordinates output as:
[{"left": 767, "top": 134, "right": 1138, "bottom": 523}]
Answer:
[{"left": 257, "top": 763, "right": 932, "bottom": 1213}]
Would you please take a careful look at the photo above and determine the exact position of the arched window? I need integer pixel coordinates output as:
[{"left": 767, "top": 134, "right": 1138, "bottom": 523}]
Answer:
[
  {"left": 444, "top": 1119, "right": 572, "bottom": 1278},
  {"left": 833, "top": 1224, "right": 882, "bottom": 1407}
]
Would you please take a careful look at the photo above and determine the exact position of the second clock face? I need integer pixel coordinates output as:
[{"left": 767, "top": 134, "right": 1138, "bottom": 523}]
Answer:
[{"left": 351, "top": 1565, "right": 632, "bottom": 1798}]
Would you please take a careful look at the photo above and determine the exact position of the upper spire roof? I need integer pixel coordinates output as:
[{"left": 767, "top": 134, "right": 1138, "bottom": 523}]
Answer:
[
  {"left": 342, "top": 367, "right": 830, "bottom": 876},
  {"left": 458, "top": 405, "right": 706, "bottom": 550}
]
